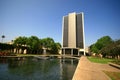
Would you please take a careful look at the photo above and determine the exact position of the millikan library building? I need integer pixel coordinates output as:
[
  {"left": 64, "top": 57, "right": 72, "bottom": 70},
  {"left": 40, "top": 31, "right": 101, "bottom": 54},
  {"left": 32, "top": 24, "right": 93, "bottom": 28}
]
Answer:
[{"left": 62, "top": 12, "right": 85, "bottom": 56}]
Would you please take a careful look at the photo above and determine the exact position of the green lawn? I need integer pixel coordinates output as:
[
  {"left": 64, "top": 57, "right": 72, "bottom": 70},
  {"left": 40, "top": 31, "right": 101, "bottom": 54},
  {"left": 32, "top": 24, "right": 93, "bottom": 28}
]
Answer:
[
  {"left": 87, "top": 56, "right": 114, "bottom": 64},
  {"left": 16, "top": 54, "right": 42, "bottom": 56},
  {"left": 88, "top": 57, "right": 120, "bottom": 80},
  {"left": 112, "top": 60, "right": 120, "bottom": 65},
  {"left": 16, "top": 54, "right": 61, "bottom": 57},
  {"left": 104, "top": 71, "right": 120, "bottom": 80}
]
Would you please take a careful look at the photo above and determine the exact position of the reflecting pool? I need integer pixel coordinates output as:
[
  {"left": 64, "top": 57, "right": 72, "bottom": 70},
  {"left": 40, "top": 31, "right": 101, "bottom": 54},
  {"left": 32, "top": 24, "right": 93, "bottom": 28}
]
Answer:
[{"left": 0, "top": 57, "right": 78, "bottom": 80}]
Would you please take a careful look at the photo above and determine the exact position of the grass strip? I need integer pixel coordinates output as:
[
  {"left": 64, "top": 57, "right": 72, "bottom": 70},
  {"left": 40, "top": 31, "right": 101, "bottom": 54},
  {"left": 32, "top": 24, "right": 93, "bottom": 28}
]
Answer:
[
  {"left": 88, "top": 57, "right": 114, "bottom": 64},
  {"left": 104, "top": 71, "right": 120, "bottom": 80}
]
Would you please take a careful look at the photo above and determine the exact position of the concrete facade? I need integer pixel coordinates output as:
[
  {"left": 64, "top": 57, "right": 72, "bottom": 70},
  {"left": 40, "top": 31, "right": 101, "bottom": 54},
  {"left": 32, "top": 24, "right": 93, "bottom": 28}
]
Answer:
[
  {"left": 68, "top": 13, "right": 76, "bottom": 48},
  {"left": 62, "top": 12, "right": 85, "bottom": 56}
]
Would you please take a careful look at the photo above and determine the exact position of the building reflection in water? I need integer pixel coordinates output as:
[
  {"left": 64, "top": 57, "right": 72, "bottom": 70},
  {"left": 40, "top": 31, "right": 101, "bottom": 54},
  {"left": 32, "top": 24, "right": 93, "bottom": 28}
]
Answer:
[{"left": 59, "top": 57, "right": 78, "bottom": 80}]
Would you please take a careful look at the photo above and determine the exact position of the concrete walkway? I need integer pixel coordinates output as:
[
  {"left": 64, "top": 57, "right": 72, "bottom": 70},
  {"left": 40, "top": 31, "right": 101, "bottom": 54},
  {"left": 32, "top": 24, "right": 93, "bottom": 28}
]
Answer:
[{"left": 72, "top": 56, "right": 120, "bottom": 80}]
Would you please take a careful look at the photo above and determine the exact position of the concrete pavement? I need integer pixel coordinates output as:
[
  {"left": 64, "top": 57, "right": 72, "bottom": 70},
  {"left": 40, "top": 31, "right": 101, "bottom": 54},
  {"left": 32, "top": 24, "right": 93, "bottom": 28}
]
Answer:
[{"left": 72, "top": 56, "right": 120, "bottom": 80}]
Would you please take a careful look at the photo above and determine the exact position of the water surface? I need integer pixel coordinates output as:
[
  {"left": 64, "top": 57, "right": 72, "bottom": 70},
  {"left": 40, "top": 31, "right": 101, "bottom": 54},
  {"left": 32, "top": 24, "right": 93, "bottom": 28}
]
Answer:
[{"left": 0, "top": 57, "right": 78, "bottom": 80}]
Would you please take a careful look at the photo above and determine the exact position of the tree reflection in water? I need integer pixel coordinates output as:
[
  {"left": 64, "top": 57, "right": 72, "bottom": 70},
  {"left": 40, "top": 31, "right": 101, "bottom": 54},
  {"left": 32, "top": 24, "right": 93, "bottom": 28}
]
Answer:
[{"left": 0, "top": 57, "right": 78, "bottom": 80}]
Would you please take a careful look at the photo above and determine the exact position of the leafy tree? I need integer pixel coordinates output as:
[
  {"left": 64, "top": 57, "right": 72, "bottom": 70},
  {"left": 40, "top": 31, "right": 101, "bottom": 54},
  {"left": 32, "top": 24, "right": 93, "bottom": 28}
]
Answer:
[
  {"left": 0, "top": 34, "right": 61, "bottom": 55},
  {"left": 90, "top": 36, "right": 113, "bottom": 54},
  {"left": 90, "top": 44, "right": 99, "bottom": 53},
  {"left": 41, "top": 37, "right": 54, "bottom": 49},
  {"left": 50, "top": 42, "right": 61, "bottom": 54},
  {"left": 55, "top": 42, "right": 61, "bottom": 50},
  {"left": 14, "top": 36, "right": 28, "bottom": 46},
  {"left": 41, "top": 38, "right": 61, "bottom": 54},
  {"left": 50, "top": 43, "right": 58, "bottom": 54},
  {"left": 27, "top": 36, "right": 41, "bottom": 54},
  {"left": 13, "top": 36, "right": 28, "bottom": 54},
  {"left": 100, "top": 39, "right": 120, "bottom": 58},
  {"left": 96, "top": 36, "right": 113, "bottom": 49}
]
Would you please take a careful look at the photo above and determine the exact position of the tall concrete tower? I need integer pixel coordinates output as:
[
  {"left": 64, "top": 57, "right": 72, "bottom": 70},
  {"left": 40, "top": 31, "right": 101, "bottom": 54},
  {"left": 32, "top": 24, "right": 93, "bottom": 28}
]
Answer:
[{"left": 62, "top": 12, "right": 85, "bottom": 56}]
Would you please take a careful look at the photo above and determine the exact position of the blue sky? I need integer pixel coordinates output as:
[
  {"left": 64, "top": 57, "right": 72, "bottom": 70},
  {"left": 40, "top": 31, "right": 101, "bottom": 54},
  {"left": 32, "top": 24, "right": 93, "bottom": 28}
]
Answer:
[{"left": 0, "top": 0, "right": 120, "bottom": 46}]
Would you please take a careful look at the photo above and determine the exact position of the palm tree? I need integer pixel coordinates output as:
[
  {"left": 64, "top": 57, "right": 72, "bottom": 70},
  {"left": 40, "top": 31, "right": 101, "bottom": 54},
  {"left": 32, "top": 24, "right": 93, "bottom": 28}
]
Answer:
[{"left": 1, "top": 35, "right": 5, "bottom": 43}]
